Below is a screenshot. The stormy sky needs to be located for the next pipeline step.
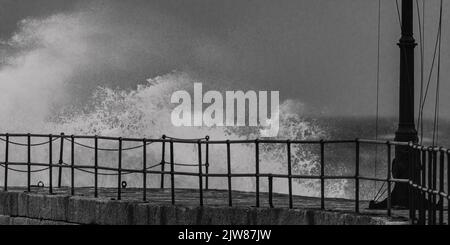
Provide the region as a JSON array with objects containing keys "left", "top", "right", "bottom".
[{"left": 0, "top": 0, "right": 449, "bottom": 119}]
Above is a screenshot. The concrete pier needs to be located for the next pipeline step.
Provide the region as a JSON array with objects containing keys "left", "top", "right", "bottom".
[{"left": 0, "top": 188, "right": 409, "bottom": 225}]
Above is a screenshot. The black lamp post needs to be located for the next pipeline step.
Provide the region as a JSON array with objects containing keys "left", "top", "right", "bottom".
[{"left": 371, "top": 0, "right": 418, "bottom": 209}]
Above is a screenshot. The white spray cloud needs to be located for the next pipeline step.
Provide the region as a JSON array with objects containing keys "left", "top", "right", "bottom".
[
  {"left": 0, "top": 2, "right": 238, "bottom": 133},
  {"left": 0, "top": 3, "right": 352, "bottom": 198},
  {"left": 0, "top": 15, "right": 84, "bottom": 131}
]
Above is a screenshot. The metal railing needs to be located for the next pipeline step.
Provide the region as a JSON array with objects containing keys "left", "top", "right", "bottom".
[
  {"left": 0, "top": 133, "right": 448, "bottom": 225},
  {"left": 408, "top": 144, "right": 449, "bottom": 225}
]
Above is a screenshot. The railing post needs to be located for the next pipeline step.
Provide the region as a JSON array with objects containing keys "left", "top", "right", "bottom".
[
  {"left": 432, "top": 148, "right": 437, "bottom": 225},
  {"left": 161, "top": 135, "right": 166, "bottom": 189},
  {"left": 255, "top": 139, "right": 260, "bottom": 208},
  {"left": 386, "top": 141, "right": 392, "bottom": 217},
  {"left": 355, "top": 139, "right": 360, "bottom": 213},
  {"left": 49, "top": 134, "right": 53, "bottom": 195},
  {"left": 117, "top": 138, "right": 122, "bottom": 200},
  {"left": 268, "top": 174, "right": 274, "bottom": 208},
  {"left": 419, "top": 146, "right": 426, "bottom": 225},
  {"left": 205, "top": 136, "right": 210, "bottom": 191},
  {"left": 143, "top": 138, "right": 147, "bottom": 202},
  {"left": 27, "top": 133, "right": 31, "bottom": 192},
  {"left": 170, "top": 140, "right": 175, "bottom": 205},
  {"left": 416, "top": 146, "right": 421, "bottom": 224},
  {"left": 286, "top": 140, "right": 293, "bottom": 209},
  {"left": 414, "top": 145, "right": 420, "bottom": 224},
  {"left": 447, "top": 150, "right": 450, "bottom": 225},
  {"left": 408, "top": 144, "right": 412, "bottom": 222},
  {"left": 70, "top": 135, "right": 75, "bottom": 196},
  {"left": 416, "top": 146, "right": 421, "bottom": 223},
  {"left": 4, "top": 134, "right": 9, "bottom": 191},
  {"left": 197, "top": 140, "right": 203, "bottom": 206},
  {"left": 438, "top": 148, "right": 444, "bottom": 225},
  {"left": 226, "top": 140, "right": 232, "bottom": 207},
  {"left": 320, "top": 140, "right": 325, "bottom": 210},
  {"left": 427, "top": 147, "right": 432, "bottom": 225},
  {"left": 94, "top": 136, "right": 98, "bottom": 198},
  {"left": 409, "top": 144, "right": 416, "bottom": 224},
  {"left": 414, "top": 145, "right": 419, "bottom": 224},
  {"left": 58, "top": 133, "right": 64, "bottom": 188}
]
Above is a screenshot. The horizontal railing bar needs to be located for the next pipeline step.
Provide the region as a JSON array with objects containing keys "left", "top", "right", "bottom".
[
  {"left": 3, "top": 162, "right": 49, "bottom": 167},
  {"left": 0, "top": 133, "right": 52, "bottom": 138},
  {"left": 359, "top": 176, "right": 388, "bottom": 182},
  {"left": 358, "top": 139, "right": 410, "bottom": 146},
  {"left": 321, "top": 140, "right": 357, "bottom": 144},
  {"left": 358, "top": 139, "right": 387, "bottom": 144},
  {"left": 0, "top": 134, "right": 448, "bottom": 152},
  {"left": 410, "top": 183, "right": 449, "bottom": 198},
  {"left": 360, "top": 139, "right": 449, "bottom": 152},
  {"left": 200, "top": 139, "right": 356, "bottom": 144},
  {"left": 2, "top": 162, "right": 401, "bottom": 183},
  {"left": 0, "top": 161, "right": 415, "bottom": 183},
  {"left": 0, "top": 134, "right": 151, "bottom": 142},
  {"left": 164, "top": 135, "right": 207, "bottom": 140},
  {"left": 391, "top": 178, "right": 409, "bottom": 183},
  {"left": 319, "top": 175, "right": 355, "bottom": 180},
  {"left": 411, "top": 145, "right": 449, "bottom": 152},
  {"left": 358, "top": 176, "right": 408, "bottom": 184}
]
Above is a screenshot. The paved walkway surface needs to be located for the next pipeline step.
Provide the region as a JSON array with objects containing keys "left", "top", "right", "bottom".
[{"left": 4, "top": 186, "right": 420, "bottom": 223}]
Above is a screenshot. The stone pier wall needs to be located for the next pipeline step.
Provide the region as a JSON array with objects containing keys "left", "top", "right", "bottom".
[{"left": 0, "top": 191, "right": 400, "bottom": 225}]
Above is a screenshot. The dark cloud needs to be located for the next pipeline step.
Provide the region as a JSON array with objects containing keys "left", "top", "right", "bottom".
[
  {"left": 0, "top": 0, "right": 448, "bottom": 119},
  {"left": 0, "top": 0, "right": 81, "bottom": 38}
]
